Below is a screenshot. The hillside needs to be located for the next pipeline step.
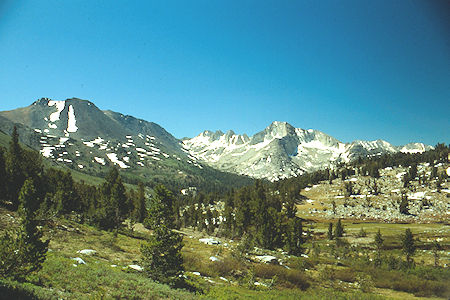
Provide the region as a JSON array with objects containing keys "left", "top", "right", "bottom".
[{"left": 0, "top": 98, "right": 253, "bottom": 192}]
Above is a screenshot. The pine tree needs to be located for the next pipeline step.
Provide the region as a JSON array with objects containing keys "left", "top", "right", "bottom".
[
  {"left": 399, "top": 193, "right": 409, "bottom": 214},
  {"left": 284, "top": 217, "right": 304, "bottom": 256},
  {"left": 54, "top": 171, "right": 78, "bottom": 214},
  {"left": 6, "top": 126, "right": 24, "bottom": 210},
  {"left": 374, "top": 229, "right": 384, "bottom": 266},
  {"left": 96, "top": 168, "right": 129, "bottom": 231},
  {"left": 374, "top": 229, "right": 384, "bottom": 251},
  {"left": 0, "top": 147, "right": 6, "bottom": 204},
  {"left": 334, "top": 219, "right": 344, "bottom": 238},
  {"left": 402, "top": 228, "right": 416, "bottom": 265},
  {"left": 134, "top": 181, "right": 147, "bottom": 223},
  {"left": 141, "top": 185, "right": 184, "bottom": 286},
  {"left": 257, "top": 207, "right": 282, "bottom": 249},
  {"left": 432, "top": 240, "right": 441, "bottom": 267},
  {"left": 0, "top": 178, "right": 49, "bottom": 280},
  {"left": 327, "top": 222, "right": 334, "bottom": 240}
]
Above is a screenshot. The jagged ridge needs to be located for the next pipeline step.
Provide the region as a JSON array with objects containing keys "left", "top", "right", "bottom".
[{"left": 182, "top": 121, "right": 433, "bottom": 181}]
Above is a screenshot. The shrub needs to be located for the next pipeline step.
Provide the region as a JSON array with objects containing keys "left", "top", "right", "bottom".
[
  {"left": 356, "top": 273, "right": 374, "bottom": 293},
  {"left": 254, "top": 264, "right": 310, "bottom": 290},
  {"left": 334, "top": 268, "right": 356, "bottom": 283}
]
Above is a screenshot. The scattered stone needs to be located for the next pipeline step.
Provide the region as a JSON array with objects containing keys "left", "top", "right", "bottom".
[
  {"left": 254, "top": 255, "right": 278, "bottom": 264},
  {"left": 77, "top": 249, "right": 97, "bottom": 255},
  {"left": 71, "top": 257, "right": 86, "bottom": 265},
  {"left": 127, "top": 264, "right": 144, "bottom": 272},
  {"left": 199, "top": 238, "right": 220, "bottom": 245}
]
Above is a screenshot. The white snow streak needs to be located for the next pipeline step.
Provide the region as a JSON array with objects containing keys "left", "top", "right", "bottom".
[{"left": 67, "top": 105, "right": 78, "bottom": 132}]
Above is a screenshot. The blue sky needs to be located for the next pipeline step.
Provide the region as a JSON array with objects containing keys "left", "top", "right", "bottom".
[{"left": 0, "top": 0, "right": 448, "bottom": 145}]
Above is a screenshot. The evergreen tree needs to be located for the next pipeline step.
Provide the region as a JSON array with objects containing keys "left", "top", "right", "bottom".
[
  {"left": 374, "top": 229, "right": 384, "bottom": 266},
  {"left": 401, "top": 228, "right": 416, "bottom": 265},
  {"left": 134, "top": 181, "right": 147, "bottom": 223},
  {"left": 54, "top": 171, "right": 78, "bottom": 214},
  {"left": 95, "top": 168, "right": 129, "bottom": 231},
  {"left": 284, "top": 217, "right": 304, "bottom": 255},
  {"left": 141, "top": 185, "right": 184, "bottom": 286},
  {"left": 0, "top": 147, "right": 6, "bottom": 204},
  {"left": 334, "top": 219, "right": 344, "bottom": 238},
  {"left": 233, "top": 188, "right": 251, "bottom": 236},
  {"left": 257, "top": 207, "right": 282, "bottom": 249},
  {"left": 5, "top": 126, "right": 24, "bottom": 210},
  {"left": 236, "top": 232, "right": 254, "bottom": 258},
  {"left": 432, "top": 240, "right": 441, "bottom": 267},
  {"left": 399, "top": 193, "right": 409, "bottom": 214},
  {"left": 374, "top": 229, "right": 384, "bottom": 251},
  {"left": 327, "top": 222, "right": 334, "bottom": 240},
  {"left": 0, "top": 178, "right": 49, "bottom": 280}
]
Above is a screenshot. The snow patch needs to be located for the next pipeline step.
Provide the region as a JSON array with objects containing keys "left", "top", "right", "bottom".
[
  {"left": 40, "top": 146, "right": 55, "bottom": 158},
  {"left": 67, "top": 105, "right": 78, "bottom": 132},
  {"left": 106, "top": 153, "right": 129, "bottom": 169},
  {"left": 94, "top": 157, "right": 106, "bottom": 165},
  {"left": 48, "top": 100, "right": 65, "bottom": 122},
  {"left": 59, "top": 137, "right": 69, "bottom": 144}
]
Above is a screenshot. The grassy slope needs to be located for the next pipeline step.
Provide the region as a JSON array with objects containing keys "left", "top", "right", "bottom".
[
  {"left": 0, "top": 207, "right": 413, "bottom": 300},
  {"left": 2, "top": 206, "right": 450, "bottom": 299}
]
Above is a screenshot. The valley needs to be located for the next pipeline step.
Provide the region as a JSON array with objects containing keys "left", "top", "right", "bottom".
[{"left": 0, "top": 98, "right": 448, "bottom": 299}]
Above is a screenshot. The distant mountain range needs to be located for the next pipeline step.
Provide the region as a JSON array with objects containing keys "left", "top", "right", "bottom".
[
  {"left": 0, "top": 98, "right": 432, "bottom": 183},
  {"left": 182, "top": 121, "right": 433, "bottom": 181}
]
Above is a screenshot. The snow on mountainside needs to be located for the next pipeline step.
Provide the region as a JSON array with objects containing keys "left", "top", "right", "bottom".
[
  {"left": 0, "top": 98, "right": 204, "bottom": 174},
  {"left": 183, "top": 121, "right": 433, "bottom": 181}
]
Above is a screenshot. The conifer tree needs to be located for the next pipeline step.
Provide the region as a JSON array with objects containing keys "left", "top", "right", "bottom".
[
  {"left": 0, "top": 147, "right": 6, "bottom": 204},
  {"left": 327, "top": 222, "right": 334, "bottom": 240},
  {"left": 141, "top": 185, "right": 184, "bottom": 286},
  {"left": 6, "top": 126, "right": 24, "bottom": 210},
  {"left": 96, "top": 168, "right": 129, "bottom": 231},
  {"left": 334, "top": 219, "right": 344, "bottom": 238},
  {"left": 432, "top": 240, "right": 441, "bottom": 267},
  {"left": 374, "top": 229, "right": 384, "bottom": 266},
  {"left": 374, "top": 229, "right": 384, "bottom": 252},
  {"left": 399, "top": 193, "right": 409, "bottom": 215},
  {"left": 54, "top": 171, "right": 78, "bottom": 214},
  {"left": 134, "top": 181, "right": 147, "bottom": 223},
  {"left": 402, "top": 228, "right": 416, "bottom": 265},
  {"left": 0, "top": 178, "right": 49, "bottom": 280},
  {"left": 284, "top": 217, "right": 304, "bottom": 255}
]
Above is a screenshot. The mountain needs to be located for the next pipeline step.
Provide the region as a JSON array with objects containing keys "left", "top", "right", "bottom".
[
  {"left": 182, "top": 121, "right": 433, "bottom": 181},
  {"left": 0, "top": 98, "right": 253, "bottom": 191},
  {"left": 0, "top": 99, "right": 433, "bottom": 184}
]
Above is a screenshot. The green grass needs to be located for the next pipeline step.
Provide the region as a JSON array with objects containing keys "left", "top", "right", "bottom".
[
  {"left": 1, "top": 205, "right": 449, "bottom": 299},
  {"left": 204, "top": 285, "right": 388, "bottom": 300}
]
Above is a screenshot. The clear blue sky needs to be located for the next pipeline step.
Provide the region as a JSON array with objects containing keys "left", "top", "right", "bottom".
[{"left": 0, "top": 0, "right": 448, "bottom": 145}]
